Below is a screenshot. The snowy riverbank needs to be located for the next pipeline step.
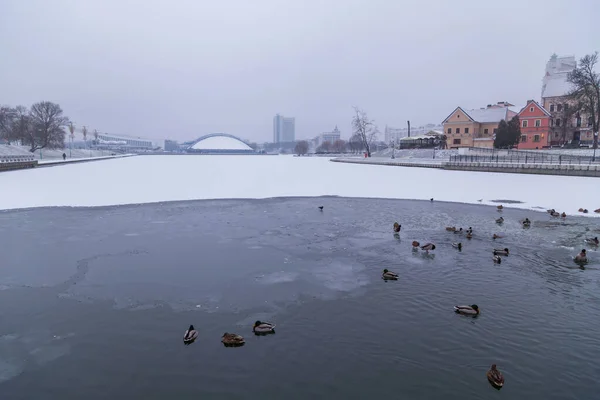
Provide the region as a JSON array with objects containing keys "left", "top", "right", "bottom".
[{"left": 0, "top": 155, "right": 598, "bottom": 215}]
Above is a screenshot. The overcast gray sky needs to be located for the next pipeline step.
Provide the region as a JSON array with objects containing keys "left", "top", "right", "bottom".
[{"left": 1, "top": 0, "right": 599, "bottom": 143}]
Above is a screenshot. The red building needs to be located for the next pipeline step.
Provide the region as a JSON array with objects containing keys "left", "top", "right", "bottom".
[{"left": 517, "top": 100, "right": 551, "bottom": 149}]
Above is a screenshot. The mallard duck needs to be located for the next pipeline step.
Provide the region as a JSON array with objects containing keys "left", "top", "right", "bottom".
[
  {"left": 493, "top": 248, "right": 509, "bottom": 256},
  {"left": 221, "top": 332, "right": 245, "bottom": 347},
  {"left": 412, "top": 241, "right": 420, "bottom": 248},
  {"left": 183, "top": 325, "right": 198, "bottom": 344},
  {"left": 561, "top": 212, "right": 566, "bottom": 218},
  {"left": 454, "top": 228, "right": 463, "bottom": 234},
  {"left": 318, "top": 206, "right": 324, "bottom": 211},
  {"left": 522, "top": 218, "right": 531, "bottom": 227},
  {"left": 487, "top": 364, "right": 504, "bottom": 389},
  {"left": 430, "top": 198, "right": 434, "bottom": 202},
  {"left": 393, "top": 222, "right": 401, "bottom": 233},
  {"left": 595, "top": 208, "right": 600, "bottom": 214},
  {"left": 547, "top": 208, "right": 556, "bottom": 214},
  {"left": 575, "top": 249, "right": 588, "bottom": 263},
  {"left": 579, "top": 208, "right": 585, "bottom": 212},
  {"left": 421, "top": 243, "right": 436, "bottom": 252},
  {"left": 550, "top": 211, "right": 560, "bottom": 217},
  {"left": 382, "top": 268, "right": 399, "bottom": 280},
  {"left": 454, "top": 304, "right": 480, "bottom": 315},
  {"left": 253, "top": 321, "right": 276, "bottom": 334},
  {"left": 452, "top": 242, "right": 462, "bottom": 250},
  {"left": 445, "top": 226, "right": 456, "bottom": 232},
  {"left": 584, "top": 209, "right": 589, "bottom": 214},
  {"left": 585, "top": 237, "right": 599, "bottom": 246},
  {"left": 493, "top": 255, "right": 502, "bottom": 264},
  {"left": 495, "top": 217, "right": 504, "bottom": 224},
  {"left": 492, "top": 234, "right": 503, "bottom": 240},
  {"left": 497, "top": 205, "right": 503, "bottom": 210},
  {"left": 466, "top": 232, "right": 473, "bottom": 239}
]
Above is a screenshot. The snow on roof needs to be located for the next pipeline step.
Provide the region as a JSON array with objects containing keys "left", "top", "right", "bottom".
[
  {"left": 190, "top": 135, "right": 253, "bottom": 151},
  {"left": 465, "top": 107, "right": 509, "bottom": 123},
  {"left": 542, "top": 73, "right": 574, "bottom": 98}
]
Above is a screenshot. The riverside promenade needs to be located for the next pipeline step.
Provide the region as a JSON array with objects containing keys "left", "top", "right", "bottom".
[{"left": 331, "top": 156, "right": 600, "bottom": 177}]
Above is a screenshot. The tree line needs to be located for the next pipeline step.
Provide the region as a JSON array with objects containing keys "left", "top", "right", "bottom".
[{"left": 0, "top": 101, "right": 70, "bottom": 152}]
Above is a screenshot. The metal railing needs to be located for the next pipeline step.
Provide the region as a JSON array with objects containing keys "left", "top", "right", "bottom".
[
  {"left": 450, "top": 150, "right": 599, "bottom": 165},
  {"left": 0, "top": 154, "right": 35, "bottom": 163}
]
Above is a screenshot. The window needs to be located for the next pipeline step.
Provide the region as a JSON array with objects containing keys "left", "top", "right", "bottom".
[
  {"left": 493, "top": 128, "right": 497, "bottom": 134},
  {"left": 464, "top": 128, "right": 469, "bottom": 134},
  {"left": 522, "top": 120, "right": 528, "bottom": 128},
  {"left": 455, "top": 128, "right": 460, "bottom": 134},
  {"left": 530, "top": 107, "right": 534, "bottom": 112},
  {"left": 557, "top": 104, "right": 562, "bottom": 112},
  {"left": 556, "top": 118, "right": 561, "bottom": 127},
  {"left": 457, "top": 114, "right": 460, "bottom": 118},
  {"left": 564, "top": 103, "right": 568, "bottom": 111},
  {"left": 576, "top": 117, "right": 582, "bottom": 127},
  {"left": 484, "top": 128, "right": 489, "bottom": 134},
  {"left": 447, "top": 127, "right": 451, "bottom": 134},
  {"left": 550, "top": 104, "right": 555, "bottom": 112},
  {"left": 521, "top": 135, "right": 527, "bottom": 143},
  {"left": 588, "top": 117, "right": 593, "bottom": 127},
  {"left": 533, "top": 135, "right": 540, "bottom": 142},
  {"left": 563, "top": 118, "right": 567, "bottom": 126},
  {"left": 535, "top": 119, "right": 541, "bottom": 127},
  {"left": 453, "top": 139, "right": 461, "bottom": 145}
]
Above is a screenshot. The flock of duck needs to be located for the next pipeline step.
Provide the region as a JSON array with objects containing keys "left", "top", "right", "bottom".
[
  {"left": 386, "top": 203, "right": 599, "bottom": 389},
  {"left": 182, "top": 320, "right": 275, "bottom": 348}
]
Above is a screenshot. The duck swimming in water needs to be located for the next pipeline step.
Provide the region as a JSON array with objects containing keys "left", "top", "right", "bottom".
[
  {"left": 466, "top": 232, "right": 473, "bottom": 239},
  {"left": 585, "top": 237, "right": 599, "bottom": 246},
  {"left": 595, "top": 208, "right": 600, "bottom": 214},
  {"left": 445, "top": 226, "right": 456, "bottom": 232},
  {"left": 183, "top": 325, "right": 198, "bottom": 344},
  {"left": 550, "top": 211, "right": 560, "bottom": 217},
  {"left": 487, "top": 364, "right": 504, "bottom": 389},
  {"left": 493, "top": 255, "right": 502, "bottom": 264},
  {"left": 253, "top": 321, "right": 276, "bottom": 334},
  {"left": 522, "top": 218, "right": 531, "bottom": 227},
  {"left": 454, "top": 304, "right": 480, "bottom": 315},
  {"left": 495, "top": 217, "right": 504, "bottom": 224},
  {"left": 452, "top": 242, "right": 462, "bottom": 250},
  {"left": 492, "top": 233, "right": 503, "bottom": 240},
  {"left": 547, "top": 208, "right": 556, "bottom": 214},
  {"left": 393, "top": 222, "right": 401, "bottom": 233},
  {"left": 493, "top": 248, "right": 509, "bottom": 256},
  {"left": 382, "top": 268, "right": 399, "bottom": 280},
  {"left": 497, "top": 205, "right": 503, "bottom": 210},
  {"left": 318, "top": 206, "right": 323, "bottom": 211},
  {"left": 412, "top": 241, "right": 420, "bottom": 248},
  {"left": 579, "top": 208, "right": 585, "bottom": 212},
  {"left": 561, "top": 212, "right": 566, "bottom": 218},
  {"left": 575, "top": 249, "right": 588, "bottom": 263},
  {"left": 454, "top": 228, "right": 463, "bottom": 234},
  {"left": 421, "top": 243, "right": 436, "bottom": 252},
  {"left": 221, "top": 332, "right": 245, "bottom": 347}
]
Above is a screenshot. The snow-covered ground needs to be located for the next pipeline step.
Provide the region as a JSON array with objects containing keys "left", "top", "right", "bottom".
[
  {"left": 0, "top": 144, "right": 122, "bottom": 160},
  {"left": 0, "top": 155, "right": 598, "bottom": 215}
]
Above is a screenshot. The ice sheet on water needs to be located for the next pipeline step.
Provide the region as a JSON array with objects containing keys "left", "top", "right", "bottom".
[
  {"left": 312, "top": 259, "right": 369, "bottom": 292},
  {"left": 255, "top": 271, "right": 299, "bottom": 284}
]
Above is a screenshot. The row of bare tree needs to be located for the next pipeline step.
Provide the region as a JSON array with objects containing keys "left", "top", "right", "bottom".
[{"left": 0, "top": 102, "right": 77, "bottom": 152}]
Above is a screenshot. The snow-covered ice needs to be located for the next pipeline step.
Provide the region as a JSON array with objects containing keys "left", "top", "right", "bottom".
[{"left": 0, "top": 155, "right": 598, "bottom": 214}]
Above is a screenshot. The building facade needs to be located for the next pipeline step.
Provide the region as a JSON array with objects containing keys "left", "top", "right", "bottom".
[
  {"left": 541, "top": 54, "right": 595, "bottom": 146},
  {"left": 96, "top": 133, "right": 154, "bottom": 149},
  {"left": 384, "top": 124, "right": 443, "bottom": 143},
  {"left": 314, "top": 126, "right": 341, "bottom": 147},
  {"left": 516, "top": 100, "right": 551, "bottom": 149},
  {"left": 273, "top": 114, "right": 296, "bottom": 143},
  {"left": 442, "top": 102, "right": 517, "bottom": 148}
]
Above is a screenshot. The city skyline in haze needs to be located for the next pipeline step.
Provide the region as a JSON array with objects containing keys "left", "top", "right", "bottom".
[{"left": 1, "top": 0, "right": 599, "bottom": 143}]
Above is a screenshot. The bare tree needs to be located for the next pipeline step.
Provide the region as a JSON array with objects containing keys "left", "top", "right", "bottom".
[
  {"left": 317, "top": 141, "right": 332, "bottom": 153},
  {"left": 93, "top": 129, "right": 99, "bottom": 143},
  {"left": 0, "top": 106, "right": 18, "bottom": 142},
  {"left": 82, "top": 125, "right": 88, "bottom": 142},
  {"left": 568, "top": 52, "right": 600, "bottom": 150},
  {"left": 348, "top": 133, "right": 364, "bottom": 153},
  {"left": 331, "top": 139, "right": 347, "bottom": 153},
  {"left": 294, "top": 140, "right": 309, "bottom": 155},
  {"left": 352, "top": 107, "right": 379, "bottom": 157},
  {"left": 27, "top": 101, "right": 68, "bottom": 152}
]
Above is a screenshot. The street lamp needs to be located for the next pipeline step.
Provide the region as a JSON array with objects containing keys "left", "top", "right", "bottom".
[
  {"left": 593, "top": 131, "right": 598, "bottom": 162},
  {"left": 68, "top": 122, "right": 75, "bottom": 158},
  {"left": 391, "top": 139, "right": 395, "bottom": 159}
]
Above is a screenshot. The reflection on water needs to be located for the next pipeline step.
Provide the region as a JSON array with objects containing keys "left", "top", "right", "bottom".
[{"left": 0, "top": 198, "right": 600, "bottom": 399}]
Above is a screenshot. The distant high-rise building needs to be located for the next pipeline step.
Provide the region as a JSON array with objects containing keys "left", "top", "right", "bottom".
[{"left": 273, "top": 114, "right": 296, "bottom": 143}]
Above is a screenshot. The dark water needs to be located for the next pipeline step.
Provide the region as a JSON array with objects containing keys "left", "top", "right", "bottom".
[{"left": 1, "top": 198, "right": 600, "bottom": 399}]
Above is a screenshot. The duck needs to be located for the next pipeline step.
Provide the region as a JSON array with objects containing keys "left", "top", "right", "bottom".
[
  {"left": 393, "top": 222, "right": 401, "bottom": 233},
  {"left": 466, "top": 232, "right": 473, "bottom": 239},
  {"left": 493, "top": 255, "right": 502, "bottom": 264},
  {"left": 547, "top": 208, "right": 556, "bottom": 214},
  {"left": 584, "top": 209, "right": 589, "bottom": 214},
  {"left": 454, "top": 304, "right": 480, "bottom": 315},
  {"left": 430, "top": 198, "right": 434, "bottom": 202},
  {"left": 445, "top": 226, "right": 456, "bottom": 232},
  {"left": 595, "top": 208, "right": 600, "bottom": 214},
  {"left": 452, "top": 242, "right": 462, "bottom": 250},
  {"left": 382, "top": 268, "right": 399, "bottom": 280},
  {"left": 412, "top": 241, "right": 420, "bottom": 248},
  {"left": 561, "top": 212, "right": 567, "bottom": 218},
  {"left": 421, "top": 243, "right": 436, "bottom": 252},
  {"left": 492, "top": 234, "right": 503, "bottom": 240},
  {"left": 487, "top": 364, "right": 504, "bottom": 389},
  {"left": 579, "top": 208, "right": 585, "bottom": 212},
  {"left": 221, "top": 332, "right": 245, "bottom": 347},
  {"left": 318, "top": 206, "right": 324, "bottom": 211},
  {"left": 493, "top": 248, "right": 509, "bottom": 256},
  {"left": 585, "top": 237, "right": 599, "bottom": 246},
  {"left": 253, "top": 321, "right": 276, "bottom": 334},
  {"left": 497, "top": 205, "right": 503, "bottom": 210},
  {"left": 550, "top": 211, "right": 560, "bottom": 217},
  {"left": 495, "top": 217, "right": 504, "bottom": 224},
  {"left": 183, "top": 325, "right": 198, "bottom": 344},
  {"left": 575, "top": 249, "right": 588, "bottom": 263},
  {"left": 522, "top": 218, "right": 531, "bottom": 227},
  {"left": 454, "top": 228, "right": 463, "bottom": 234}
]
